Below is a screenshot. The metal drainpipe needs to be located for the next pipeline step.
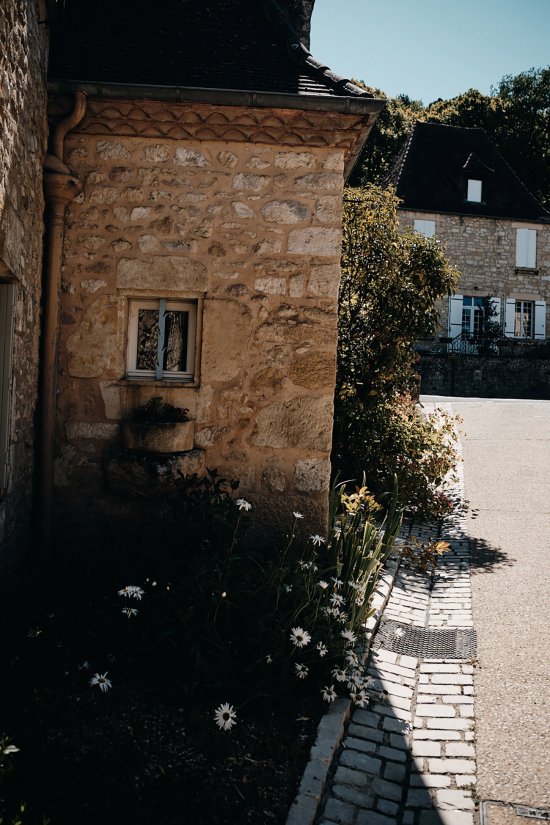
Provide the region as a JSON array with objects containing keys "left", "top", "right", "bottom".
[{"left": 40, "top": 91, "right": 87, "bottom": 549}]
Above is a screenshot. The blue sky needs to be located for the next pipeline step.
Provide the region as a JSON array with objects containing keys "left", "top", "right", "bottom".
[{"left": 310, "top": 0, "right": 550, "bottom": 104}]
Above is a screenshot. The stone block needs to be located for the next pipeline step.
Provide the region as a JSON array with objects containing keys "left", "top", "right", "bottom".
[
  {"left": 261, "top": 200, "right": 311, "bottom": 223},
  {"left": 288, "top": 227, "right": 341, "bottom": 256},
  {"left": 294, "top": 459, "right": 331, "bottom": 492},
  {"left": 201, "top": 299, "right": 252, "bottom": 382},
  {"left": 289, "top": 351, "right": 335, "bottom": 389},
  {"left": 249, "top": 395, "right": 333, "bottom": 451},
  {"left": 116, "top": 256, "right": 207, "bottom": 291},
  {"left": 66, "top": 295, "right": 119, "bottom": 378}
]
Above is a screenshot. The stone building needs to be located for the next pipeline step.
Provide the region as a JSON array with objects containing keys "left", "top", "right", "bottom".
[
  {"left": 0, "top": 0, "right": 49, "bottom": 567},
  {"left": 0, "top": 0, "right": 385, "bottom": 559},
  {"left": 388, "top": 122, "right": 550, "bottom": 351}
]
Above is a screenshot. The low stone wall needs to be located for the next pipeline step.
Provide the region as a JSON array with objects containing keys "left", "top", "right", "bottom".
[{"left": 418, "top": 354, "right": 550, "bottom": 399}]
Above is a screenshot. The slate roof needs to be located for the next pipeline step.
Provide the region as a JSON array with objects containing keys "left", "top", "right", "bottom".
[
  {"left": 48, "top": 0, "right": 373, "bottom": 102},
  {"left": 387, "top": 121, "right": 548, "bottom": 222}
]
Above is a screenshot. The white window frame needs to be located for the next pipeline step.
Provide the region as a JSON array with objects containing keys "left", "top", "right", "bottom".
[
  {"left": 515, "top": 228, "right": 537, "bottom": 269},
  {"left": 413, "top": 219, "right": 435, "bottom": 238},
  {"left": 0, "top": 283, "right": 16, "bottom": 491},
  {"left": 126, "top": 298, "right": 197, "bottom": 382}
]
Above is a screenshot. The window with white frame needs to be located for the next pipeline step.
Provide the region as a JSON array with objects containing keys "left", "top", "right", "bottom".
[
  {"left": 0, "top": 283, "right": 15, "bottom": 491},
  {"left": 466, "top": 179, "right": 482, "bottom": 202},
  {"left": 515, "top": 228, "right": 537, "bottom": 268},
  {"left": 413, "top": 219, "right": 435, "bottom": 238},
  {"left": 126, "top": 299, "right": 197, "bottom": 381},
  {"left": 504, "top": 298, "right": 546, "bottom": 339},
  {"left": 461, "top": 296, "right": 484, "bottom": 336}
]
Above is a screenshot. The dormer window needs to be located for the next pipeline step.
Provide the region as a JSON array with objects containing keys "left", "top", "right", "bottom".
[{"left": 466, "top": 179, "right": 482, "bottom": 202}]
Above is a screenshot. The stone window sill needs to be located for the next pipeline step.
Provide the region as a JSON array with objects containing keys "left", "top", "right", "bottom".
[
  {"left": 115, "top": 378, "right": 200, "bottom": 390},
  {"left": 515, "top": 267, "right": 539, "bottom": 275}
]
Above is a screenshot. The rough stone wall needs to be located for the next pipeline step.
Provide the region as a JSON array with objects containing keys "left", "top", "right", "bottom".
[
  {"left": 399, "top": 210, "right": 550, "bottom": 335},
  {"left": 55, "top": 118, "right": 348, "bottom": 535},
  {"left": 419, "top": 354, "right": 550, "bottom": 399},
  {"left": 0, "top": 0, "right": 48, "bottom": 564}
]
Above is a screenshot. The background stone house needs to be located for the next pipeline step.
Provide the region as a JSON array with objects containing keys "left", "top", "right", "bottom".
[
  {"left": 0, "top": 0, "right": 384, "bottom": 560},
  {"left": 388, "top": 122, "right": 550, "bottom": 353}
]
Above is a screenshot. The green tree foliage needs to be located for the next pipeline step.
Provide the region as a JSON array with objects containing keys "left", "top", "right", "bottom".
[
  {"left": 351, "top": 67, "right": 550, "bottom": 209},
  {"left": 334, "top": 186, "right": 460, "bottom": 517}
]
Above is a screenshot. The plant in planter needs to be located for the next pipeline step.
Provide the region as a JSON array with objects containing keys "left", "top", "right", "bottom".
[{"left": 121, "top": 397, "right": 195, "bottom": 454}]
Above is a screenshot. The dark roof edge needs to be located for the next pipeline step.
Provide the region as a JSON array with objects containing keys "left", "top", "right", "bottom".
[
  {"left": 397, "top": 205, "right": 550, "bottom": 224},
  {"left": 264, "top": 0, "right": 376, "bottom": 99},
  {"left": 47, "top": 78, "right": 386, "bottom": 116}
]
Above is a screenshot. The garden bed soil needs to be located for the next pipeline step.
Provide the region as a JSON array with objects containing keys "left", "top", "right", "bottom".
[{"left": 4, "top": 685, "right": 319, "bottom": 825}]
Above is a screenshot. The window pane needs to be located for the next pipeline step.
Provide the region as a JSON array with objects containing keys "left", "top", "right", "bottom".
[
  {"left": 136, "top": 309, "right": 159, "bottom": 370},
  {"left": 163, "top": 311, "right": 189, "bottom": 372},
  {"left": 467, "top": 179, "right": 482, "bottom": 202}
]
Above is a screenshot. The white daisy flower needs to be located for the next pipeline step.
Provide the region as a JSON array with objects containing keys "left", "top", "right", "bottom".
[
  {"left": 290, "top": 627, "right": 311, "bottom": 648},
  {"left": 331, "top": 667, "right": 347, "bottom": 683},
  {"left": 318, "top": 580, "right": 329, "bottom": 590},
  {"left": 292, "top": 511, "right": 304, "bottom": 519},
  {"left": 118, "top": 585, "right": 145, "bottom": 600},
  {"left": 341, "top": 629, "right": 357, "bottom": 645},
  {"left": 214, "top": 703, "right": 237, "bottom": 731},
  {"left": 121, "top": 607, "right": 138, "bottom": 618},
  {"left": 393, "top": 626, "right": 405, "bottom": 638},
  {"left": 309, "top": 534, "right": 325, "bottom": 546},
  {"left": 265, "top": 654, "right": 273, "bottom": 665},
  {"left": 345, "top": 651, "right": 359, "bottom": 667},
  {"left": 236, "top": 498, "right": 252, "bottom": 511},
  {"left": 347, "top": 670, "right": 365, "bottom": 690},
  {"left": 295, "top": 663, "right": 309, "bottom": 680},
  {"left": 322, "top": 685, "right": 336, "bottom": 703},
  {"left": 2, "top": 744, "right": 20, "bottom": 755},
  {"left": 316, "top": 641, "right": 328, "bottom": 657},
  {"left": 331, "top": 577, "right": 344, "bottom": 589},
  {"left": 330, "top": 593, "right": 345, "bottom": 607},
  {"left": 284, "top": 584, "right": 293, "bottom": 593},
  {"left": 90, "top": 672, "right": 112, "bottom": 693},
  {"left": 352, "top": 690, "right": 369, "bottom": 708}
]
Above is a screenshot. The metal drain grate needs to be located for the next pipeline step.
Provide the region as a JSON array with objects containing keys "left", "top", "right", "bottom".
[{"left": 375, "top": 619, "right": 477, "bottom": 660}]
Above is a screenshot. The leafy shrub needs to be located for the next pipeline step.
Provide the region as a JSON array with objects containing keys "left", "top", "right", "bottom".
[{"left": 334, "top": 186, "right": 460, "bottom": 519}]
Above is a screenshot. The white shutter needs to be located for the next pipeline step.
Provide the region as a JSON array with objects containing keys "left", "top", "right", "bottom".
[
  {"left": 504, "top": 298, "right": 516, "bottom": 337},
  {"left": 516, "top": 228, "right": 537, "bottom": 268},
  {"left": 0, "top": 283, "right": 15, "bottom": 490},
  {"left": 448, "top": 294, "right": 463, "bottom": 339},
  {"left": 414, "top": 219, "right": 435, "bottom": 238},
  {"left": 534, "top": 301, "right": 546, "bottom": 339}
]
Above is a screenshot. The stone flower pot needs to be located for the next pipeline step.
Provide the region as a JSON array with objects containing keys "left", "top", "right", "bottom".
[{"left": 120, "top": 419, "right": 195, "bottom": 454}]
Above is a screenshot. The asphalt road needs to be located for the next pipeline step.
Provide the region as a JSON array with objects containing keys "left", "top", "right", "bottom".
[{"left": 422, "top": 396, "right": 550, "bottom": 809}]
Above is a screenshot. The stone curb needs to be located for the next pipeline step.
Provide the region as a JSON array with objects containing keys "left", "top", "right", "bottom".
[{"left": 285, "top": 545, "right": 403, "bottom": 825}]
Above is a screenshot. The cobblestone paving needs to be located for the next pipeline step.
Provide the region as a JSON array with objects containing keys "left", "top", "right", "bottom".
[{"left": 318, "top": 404, "right": 477, "bottom": 825}]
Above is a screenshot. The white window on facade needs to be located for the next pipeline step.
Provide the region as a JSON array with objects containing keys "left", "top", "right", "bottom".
[
  {"left": 466, "top": 179, "right": 482, "bottom": 202},
  {"left": 126, "top": 299, "right": 197, "bottom": 381},
  {"left": 461, "top": 296, "right": 484, "bottom": 336},
  {"left": 515, "top": 228, "right": 537, "bottom": 268},
  {"left": 413, "top": 219, "right": 435, "bottom": 238},
  {"left": 0, "top": 283, "right": 15, "bottom": 491},
  {"left": 504, "top": 298, "right": 546, "bottom": 339},
  {"left": 449, "top": 295, "right": 502, "bottom": 340}
]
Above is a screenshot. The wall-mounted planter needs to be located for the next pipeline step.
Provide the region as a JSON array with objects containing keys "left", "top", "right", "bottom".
[
  {"left": 120, "top": 419, "right": 195, "bottom": 454},
  {"left": 104, "top": 445, "right": 204, "bottom": 497}
]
